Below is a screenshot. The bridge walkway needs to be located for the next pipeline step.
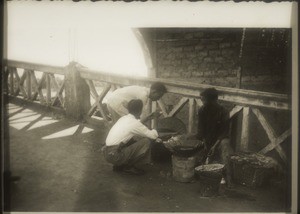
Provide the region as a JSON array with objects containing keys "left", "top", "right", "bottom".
[{"left": 7, "top": 102, "right": 289, "bottom": 212}]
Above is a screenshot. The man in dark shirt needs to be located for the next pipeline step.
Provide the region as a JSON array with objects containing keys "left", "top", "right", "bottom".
[{"left": 197, "top": 88, "right": 233, "bottom": 186}]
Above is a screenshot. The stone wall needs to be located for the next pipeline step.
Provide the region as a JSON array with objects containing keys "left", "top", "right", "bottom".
[
  {"left": 154, "top": 28, "right": 241, "bottom": 88},
  {"left": 139, "top": 28, "right": 291, "bottom": 94}
]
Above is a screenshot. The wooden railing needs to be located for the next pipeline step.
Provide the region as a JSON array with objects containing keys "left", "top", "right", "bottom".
[
  {"left": 78, "top": 65, "right": 291, "bottom": 163},
  {"left": 4, "top": 60, "right": 292, "bottom": 163},
  {"left": 5, "top": 60, "right": 66, "bottom": 109}
]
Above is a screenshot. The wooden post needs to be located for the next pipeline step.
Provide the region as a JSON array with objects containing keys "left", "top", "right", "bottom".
[
  {"left": 151, "top": 101, "right": 157, "bottom": 129},
  {"left": 64, "top": 62, "right": 91, "bottom": 120},
  {"left": 168, "top": 97, "right": 189, "bottom": 117},
  {"left": 9, "top": 68, "right": 14, "bottom": 95},
  {"left": 240, "top": 107, "right": 250, "bottom": 151},
  {"left": 46, "top": 74, "right": 51, "bottom": 105},
  {"left": 146, "top": 99, "right": 152, "bottom": 128},
  {"left": 188, "top": 98, "right": 195, "bottom": 134},
  {"left": 26, "top": 70, "right": 32, "bottom": 100}
]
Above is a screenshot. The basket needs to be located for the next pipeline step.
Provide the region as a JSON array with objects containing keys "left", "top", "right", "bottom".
[
  {"left": 195, "top": 164, "right": 224, "bottom": 178},
  {"left": 230, "top": 153, "right": 277, "bottom": 188},
  {"left": 197, "top": 174, "right": 222, "bottom": 197},
  {"left": 195, "top": 164, "right": 224, "bottom": 197}
]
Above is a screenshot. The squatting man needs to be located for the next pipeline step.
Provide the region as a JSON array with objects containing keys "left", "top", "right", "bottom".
[
  {"left": 191, "top": 88, "right": 233, "bottom": 187},
  {"left": 102, "top": 99, "right": 163, "bottom": 175}
]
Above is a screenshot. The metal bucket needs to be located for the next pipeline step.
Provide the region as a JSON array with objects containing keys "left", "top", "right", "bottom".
[
  {"left": 172, "top": 155, "right": 196, "bottom": 183},
  {"left": 195, "top": 164, "right": 224, "bottom": 196}
]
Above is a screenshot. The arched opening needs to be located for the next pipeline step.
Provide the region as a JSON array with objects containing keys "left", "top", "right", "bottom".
[{"left": 75, "top": 28, "right": 149, "bottom": 77}]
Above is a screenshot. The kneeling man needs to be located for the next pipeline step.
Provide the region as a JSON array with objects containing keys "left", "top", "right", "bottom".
[{"left": 103, "top": 99, "right": 161, "bottom": 175}]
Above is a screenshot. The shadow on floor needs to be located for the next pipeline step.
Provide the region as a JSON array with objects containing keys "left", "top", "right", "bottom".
[{"left": 7, "top": 102, "right": 291, "bottom": 212}]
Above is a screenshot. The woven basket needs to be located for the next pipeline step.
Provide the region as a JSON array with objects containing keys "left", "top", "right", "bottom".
[
  {"left": 195, "top": 164, "right": 224, "bottom": 178},
  {"left": 230, "top": 153, "right": 277, "bottom": 188}
]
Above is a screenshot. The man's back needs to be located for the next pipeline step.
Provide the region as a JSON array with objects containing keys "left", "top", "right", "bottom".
[
  {"left": 106, "top": 114, "right": 158, "bottom": 146},
  {"left": 105, "top": 85, "right": 150, "bottom": 117}
]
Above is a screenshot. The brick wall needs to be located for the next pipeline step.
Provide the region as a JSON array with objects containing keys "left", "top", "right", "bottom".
[
  {"left": 139, "top": 28, "right": 291, "bottom": 94},
  {"left": 240, "top": 28, "right": 291, "bottom": 94},
  {"left": 154, "top": 28, "right": 241, "bottom": 88}
]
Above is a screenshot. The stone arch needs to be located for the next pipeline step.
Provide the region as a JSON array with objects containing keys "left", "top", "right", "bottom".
[{"left": 132, "top": 28, "right": 156, "bottom": 78}]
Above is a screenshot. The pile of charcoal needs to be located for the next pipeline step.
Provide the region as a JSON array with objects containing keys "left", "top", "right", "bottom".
[
  {"left": 163, "top": 135, "right": 203, "bottom": 157},
  {"left": 230, "top": 153, "right": 278, "bottom": 169}
]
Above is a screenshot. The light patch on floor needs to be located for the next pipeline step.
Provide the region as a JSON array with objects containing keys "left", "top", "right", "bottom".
[
  {"left": 28, "top": 116, "right": 59, "bottom": 131},
  {"left": 9, "top": 108, "right": 37, "bottom": 115},
  {"left": 9, "top": 112, "right": 39, "bottom": 121},
  {"left": 7, "top": 104, "right": 24, "bottom": 114},
  {"left": 9, "top": 114, "right": 42, "bottom": 130},
  {"left": 42, "top": 125, "right": 94, "bottom": 140},
  {"left": 8, "top": 103, "right": 21, "bottom": 110},
  {"left": 82, "top": 127, "right": 94, "bottom": 134}
]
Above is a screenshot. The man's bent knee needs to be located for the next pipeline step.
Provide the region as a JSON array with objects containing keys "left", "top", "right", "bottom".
[
  {"left": 135, "top": 138, "right": 151, "bottom": 153},
  {"left": 220, "top": 138, "right": 230, "bottom": 146},
  {"left": 218, "top": 138, "right": 233, "bottom": 163}
]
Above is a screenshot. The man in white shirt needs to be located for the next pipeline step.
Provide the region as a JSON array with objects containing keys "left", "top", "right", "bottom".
[
  {"left": 102, "top": 99, "right": 162, "bottom": 175},
  {"left": 104, "top": 82, "right": 167, "bottom": 123}
]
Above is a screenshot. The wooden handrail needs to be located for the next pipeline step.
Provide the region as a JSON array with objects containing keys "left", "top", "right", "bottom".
[
  {"left": 4, "top": 60, "right": 291, "bottom": 158},
  {"left": 5, "top": 60, "right": 65, "bottom": 75},
  {"left": 4, "top": 60, "right": 291, "bottom": 110},
  {"left": 77, "top": 66, "right": 291, "bottom": 111}
]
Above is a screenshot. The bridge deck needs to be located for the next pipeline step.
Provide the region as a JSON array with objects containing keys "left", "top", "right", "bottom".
[{"left": 7, "top": 102, "right": 289, "bottom": 212}]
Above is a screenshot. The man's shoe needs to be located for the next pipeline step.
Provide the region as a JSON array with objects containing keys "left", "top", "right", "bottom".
[{"left": 133, "top": 166, "right": 146, "bottom": 175}]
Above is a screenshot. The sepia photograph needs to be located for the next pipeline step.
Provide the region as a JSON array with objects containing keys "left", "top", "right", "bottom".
[{"left": 1, "top": 0, "right": 298, "bottom": 213}]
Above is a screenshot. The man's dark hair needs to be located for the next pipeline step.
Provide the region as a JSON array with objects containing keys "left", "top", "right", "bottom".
[
  {"left": 200, "top": 88, "right": 218, "bottom": 101},
  {"left": 127, "top": 99, "right": 143, "bottom": 115},
  {"left": 150, "top": 82, "right": 167, "bottom": 94}
]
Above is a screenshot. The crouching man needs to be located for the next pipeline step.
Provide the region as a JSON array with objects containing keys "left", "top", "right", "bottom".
[
  {"left": 196, "top": 88, "right": 233, "bottom": 187},
  {"left": 104, "top": 82, "right": 167, "bottom": 124},
  {"left": 102, "top": 99, "right": 162, "bottom": 175}
]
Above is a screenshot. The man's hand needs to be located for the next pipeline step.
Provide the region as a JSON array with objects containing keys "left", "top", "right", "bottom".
[
  {"left": 207, "top": 139, "right": 220, "bottom": 157},
  {"left": 207, "top": 147, "right": 215, "bottom": 157},
  {"left": 155, "top": 138, "right": 163, "bottom": 143}
]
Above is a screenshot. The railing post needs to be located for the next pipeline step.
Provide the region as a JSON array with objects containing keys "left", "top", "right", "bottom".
[
  {"left": 188, "top": 98, "right": 196, "bottom": 134},
  {"left": 151, "top": 101, "right": 157, "bottom": 129},
  {"left": 27, "top": 70, "right": 32, "bottom": 100},
  {"left": 46, "top": 74, "right": 51, "bottom": 105},
  {"left": 9, "top": 68, "right": 14, "bottom": 95},
  {"left": 146, "top": 100, "right": 152, "bottom": 128},
  {"left": 240, "top": 107, "right": 250, "bottom": 151},
  {"left": 64, "top": 62, "right": 90, "bottom": 121}
]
